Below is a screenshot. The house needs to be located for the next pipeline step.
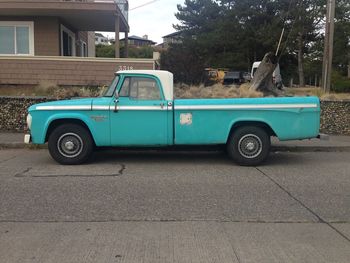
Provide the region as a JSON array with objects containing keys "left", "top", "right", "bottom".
[
  {"left": 161, "top": 31, "right": 183, "bottom": 48},
  {"left": 0, "top": 0, "right": 155, "bottom": 87},
  {"left": 95, "top": 33, "right": 111, "bottom": 46},
  {"left": 120, "top": 35, "right": 156, "bottom": 47}
]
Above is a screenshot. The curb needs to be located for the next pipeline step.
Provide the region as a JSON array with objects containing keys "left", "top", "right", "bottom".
[
  {"left": 271, "top": 146, "right": 350, "bottom": 153},
  {"left": 0, "top": 143, "right": 47, "bottom": 150},
  {"left": 1, "top": 143, "right": 350, "bottom": 152}
]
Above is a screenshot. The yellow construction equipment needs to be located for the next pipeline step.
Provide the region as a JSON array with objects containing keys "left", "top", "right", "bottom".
[{"left": 204, "top": 68, "right": 229, "bottom": 84}]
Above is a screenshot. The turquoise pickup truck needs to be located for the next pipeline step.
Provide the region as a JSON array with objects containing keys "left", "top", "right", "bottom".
[{"left": 25, "top": 70, "right": 320, "bottom": 166}]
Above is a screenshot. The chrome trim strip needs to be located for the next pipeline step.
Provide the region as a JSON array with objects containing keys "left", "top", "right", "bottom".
[
  {"left": 174, "top": 104, "right": 318, "bottom": 110},
  {"left": 36, "top": 105, "right": 91, "bottom": 111},
  {"left": 92, "top": 106, "right": 110, "bottom": 111},
  {"left": 36, "top": 104, "right": 318, "bottom": 111},
  {"left": 36, "top": 105, "right": 169, "bottom": 111},
  {"left": 116, "top": 106, "right": 167, "bottom": 111}
]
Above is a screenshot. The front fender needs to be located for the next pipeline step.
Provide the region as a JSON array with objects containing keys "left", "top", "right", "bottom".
[{"left": 31, "top": 112, "right": 105, "bottom": 145}]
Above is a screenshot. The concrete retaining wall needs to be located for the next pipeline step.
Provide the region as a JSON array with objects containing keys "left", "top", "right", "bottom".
[{"left": 1, "top": 97, "right": 349, "bottom": 135}]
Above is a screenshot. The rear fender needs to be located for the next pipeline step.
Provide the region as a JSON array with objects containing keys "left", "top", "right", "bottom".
[{"left": 227, "top": 119, "right": 277, "bottom": 142}]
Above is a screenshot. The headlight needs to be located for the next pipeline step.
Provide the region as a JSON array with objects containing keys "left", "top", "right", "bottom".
[{"left": 26, "top": 114, "right": 32, "bottom": 130}]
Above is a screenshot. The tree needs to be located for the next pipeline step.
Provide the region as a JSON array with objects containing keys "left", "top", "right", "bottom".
[
  {"left": 161, "top": 0, "right": 348, "bottom": 88},
  {"left": 167, "top": 0, "right": 296, "bottom": 83},
  {"left": 160, "top": 41, "right": 206, "bottom": 84},
  {"left": 96, "top": 44, "right": 115, "bottom": 58},
  {"left": 333, "top": 0, "right": 350, "bottom": 75},
  {"left": 287, "top": 0, "right": 325, "bottom": 87},
  {"left": 96, "top": 44, "right": 154, "bottom": 59}
]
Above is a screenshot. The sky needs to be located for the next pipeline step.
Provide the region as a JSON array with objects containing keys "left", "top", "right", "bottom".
[{"left": 103, "top": 0, "right": 183, "bottom": 44}]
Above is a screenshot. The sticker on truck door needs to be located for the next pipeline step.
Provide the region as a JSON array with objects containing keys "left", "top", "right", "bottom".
[{"left": 180, "top": 113, "right": 193, "bottom": 125}]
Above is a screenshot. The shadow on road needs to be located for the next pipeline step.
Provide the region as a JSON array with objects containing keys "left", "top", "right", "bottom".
[{"left": 88, "top": 149, "right": 307, "bottom": 166}]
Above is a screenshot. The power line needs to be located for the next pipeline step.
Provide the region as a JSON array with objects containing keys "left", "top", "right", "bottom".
[{"left": 130, "top": 0, "right": 160, "bottom": 11}]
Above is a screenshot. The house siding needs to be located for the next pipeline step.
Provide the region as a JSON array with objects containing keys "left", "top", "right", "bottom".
[
  {"left": 0, "top": 57, "right": 155, "bottom": 86},
  {"left": 35, "top": 17, "right": 60, "bottom": 56}
]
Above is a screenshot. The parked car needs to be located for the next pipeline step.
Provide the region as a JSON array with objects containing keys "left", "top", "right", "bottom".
[
  {"left": 25, "top": 70, "right": 321, "bottom": 166},
  {"left": 223, "top": 71, "right": 245, "bottom": 85}
]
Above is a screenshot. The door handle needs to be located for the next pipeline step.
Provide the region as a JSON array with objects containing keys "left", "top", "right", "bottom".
[{"left": 153, "top": 103, "right": 165, "bottom": 109}]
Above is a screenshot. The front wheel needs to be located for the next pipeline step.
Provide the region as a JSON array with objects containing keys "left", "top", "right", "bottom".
[
  {"left": 48, "top": 124, "right": 93, "bottom": 165},
  {"left": 227, "top": 126, "right": 270, "bottom": 166}
]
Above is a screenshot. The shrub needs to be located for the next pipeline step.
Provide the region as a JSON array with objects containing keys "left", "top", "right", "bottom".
[
  {"left": 174, "top": 83, "right": 263, "bottom": 99},
  {"left": 332, "top": 71, "right": 350, "bottom": 93}
]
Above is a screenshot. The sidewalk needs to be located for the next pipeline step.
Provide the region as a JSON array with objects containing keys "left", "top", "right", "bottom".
[
  {"left": 271, "top": 135, "right": 350, "bottom": 152},
  {"left": 1, "top": 221, "right": 349, "bottom": 263},
  {"left": 1, "top": 132, "right": 350, "bottom": 152}
]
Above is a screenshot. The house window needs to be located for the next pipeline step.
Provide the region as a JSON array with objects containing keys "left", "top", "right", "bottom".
[
  {"left": 0, "top": 21, "right": 34, "bottom": 55},
  {"left": 80, "top": 41, "right": 87, "bottom": 57},
  {"left": 60, "top": 25, "right": 76, "bottom": 56}
]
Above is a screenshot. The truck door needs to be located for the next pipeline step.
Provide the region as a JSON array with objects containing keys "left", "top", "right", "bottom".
[{"left": 110, "top": 75, "right": 169, "bottom": 146}]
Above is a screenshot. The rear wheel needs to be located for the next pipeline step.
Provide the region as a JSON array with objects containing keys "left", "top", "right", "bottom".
[
  {"left": 227, "top": 126, "right": 270, "bottom": 166},
  {"left": 48, "top": 124, "right": 93, "bottom": 165}
]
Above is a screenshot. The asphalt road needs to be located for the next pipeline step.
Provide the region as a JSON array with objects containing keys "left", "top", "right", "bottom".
[{"left": 0, "top": 149, "right": 349, "bottom": 262}]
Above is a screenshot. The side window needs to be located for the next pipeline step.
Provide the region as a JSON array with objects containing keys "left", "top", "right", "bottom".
[
  {"left": 118, "top": 77, "right": 161, "bottom": 100},
  {"left": 130, "top": 77, "right": 162, "bottom": 100},
  {"left": 119, "top": 77, "right": 130, "bottom": 97}
]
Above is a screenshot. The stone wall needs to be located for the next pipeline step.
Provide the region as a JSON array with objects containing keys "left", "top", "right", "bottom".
[
  {"left": 0, "top": 97, "right": 349, "bottom": 135},
  {"left": 0, "top": 97, "right": 54, "bottom": 132},
  {"left": 320, "top": 100, "right": 350, "bottom": 135}
]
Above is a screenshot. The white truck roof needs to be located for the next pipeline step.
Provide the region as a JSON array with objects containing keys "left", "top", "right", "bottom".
[{"left": 116, "top": 70, "right": 174, "bottom": 100}]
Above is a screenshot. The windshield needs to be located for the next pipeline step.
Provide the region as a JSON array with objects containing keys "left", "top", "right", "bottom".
[{"left": 103, "top": 75, "right": 120, "bottom": 97}]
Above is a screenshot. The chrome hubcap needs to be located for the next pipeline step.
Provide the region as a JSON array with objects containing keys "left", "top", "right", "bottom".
[
  {"left": 238, "top": 134, "right": 263, "bottom": 159},
  {"left": 64, "top": 141, "right": 75, "bottom": 151},
  {"left": 246, "top": 142, "right": 255, "bottom": 151},
  {"left": 57, "top": 133, "right": 83, "bottom": 158}
]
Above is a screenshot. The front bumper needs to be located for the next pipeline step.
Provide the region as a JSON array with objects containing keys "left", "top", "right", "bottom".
[
  {"left": 24, "top": 134, "right": 31, "bottom": 144},
  {"left": 317, "top": 133, "right": 329, "bottom": 141}
]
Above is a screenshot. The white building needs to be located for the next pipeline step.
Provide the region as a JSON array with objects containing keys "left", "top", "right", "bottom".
[{"left": 95, "top": 33, "right": 110, "bottom": 45}]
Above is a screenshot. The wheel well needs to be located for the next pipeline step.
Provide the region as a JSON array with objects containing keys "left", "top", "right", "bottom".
[
  {"left": 228, "top": 121, "right": 276, "bottom": 141},
  {"left": 45, "top": 119, "right": 95, "bottom": 145}
]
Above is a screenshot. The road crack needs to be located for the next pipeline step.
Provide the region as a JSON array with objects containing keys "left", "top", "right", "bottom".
[
  {"left": 118, "top": 164, "right": 126, "bottom": 175},
  {"left": 13, "top": 164, "right": 126, "bottom": 178},
  {"left": 14, "top": 167, "right": 32, "bottom": 177},
  {"left": 0, "top": 156, "right": 16, "bottom": 165},
  {"left": 255, "top": 167, "right": 350, "bottom": 243}
]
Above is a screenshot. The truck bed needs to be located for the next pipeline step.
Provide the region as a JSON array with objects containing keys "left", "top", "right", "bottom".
[{"left": 173, "top": 97, "right": 320, "bottom": 145}]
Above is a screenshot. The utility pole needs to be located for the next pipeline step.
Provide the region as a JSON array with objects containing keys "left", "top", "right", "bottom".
[{"left": 322, "top": 0, "right": 336, "bottom": 93}]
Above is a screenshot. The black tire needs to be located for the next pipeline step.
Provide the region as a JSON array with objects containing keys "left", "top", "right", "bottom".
[
  {"left": 48, "top": 123, "right": 93, "bottom": 165},
  {"left": 227, "top": 126, "right": 270, "bottom": 166}
]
